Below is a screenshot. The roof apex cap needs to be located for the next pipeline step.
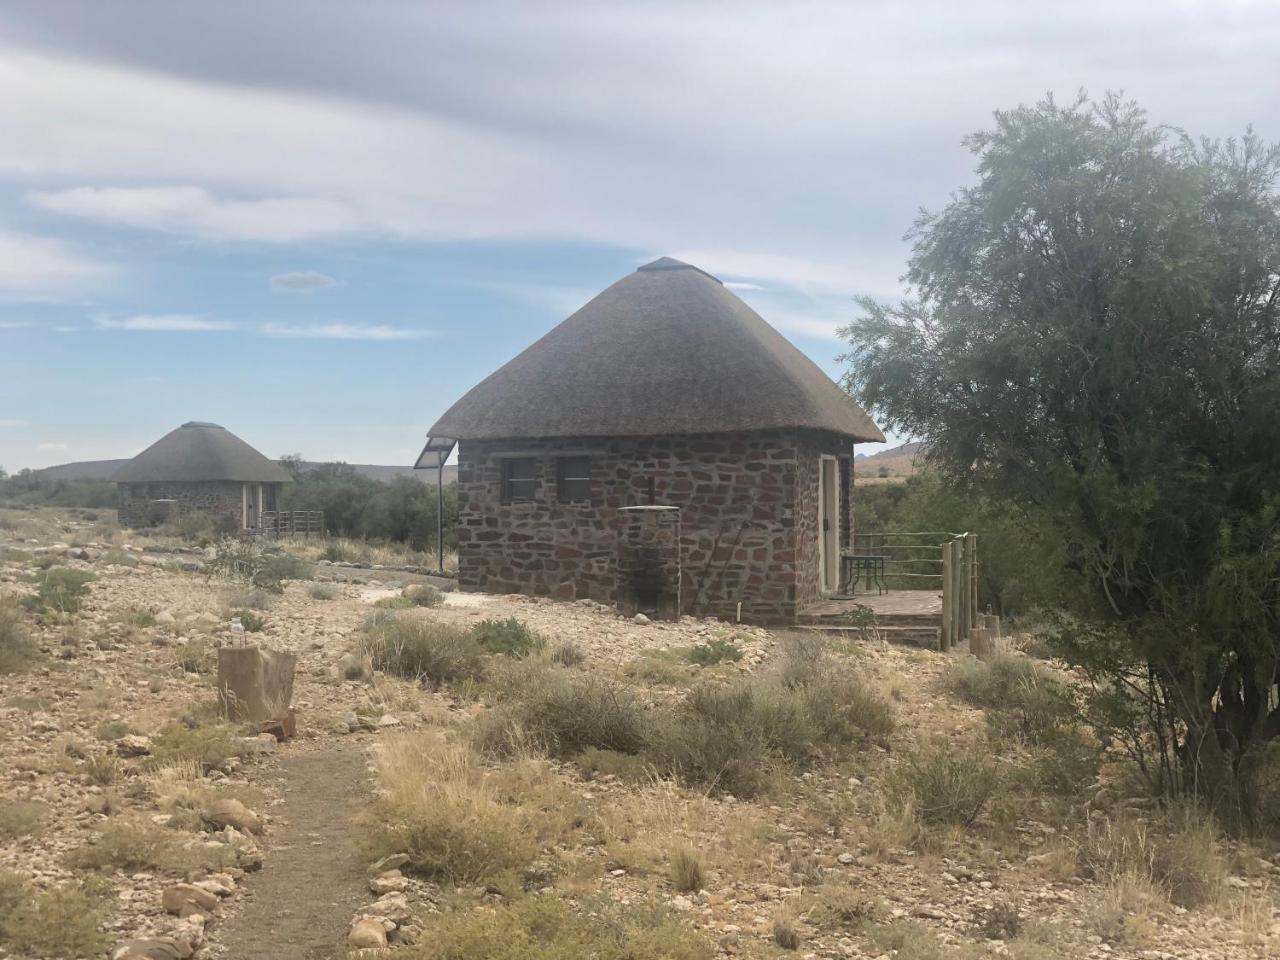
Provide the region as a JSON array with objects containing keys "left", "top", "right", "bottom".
[{"left": 636, "top": 256, "right": 721, "bottom": 284}]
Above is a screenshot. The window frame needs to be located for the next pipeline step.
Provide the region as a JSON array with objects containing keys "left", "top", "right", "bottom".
[
  {"left": 556, "top": 455, "right": 593, "bottom": 503},
  {"left": 501, "top": 457, "right": 538, "bottom": 502}
]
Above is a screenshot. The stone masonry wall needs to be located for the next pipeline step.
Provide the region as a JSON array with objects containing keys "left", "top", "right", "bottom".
[
  {"left": 118, "top": 480, "right": 247, "bottom": 528},
  {"left": 455, "top": 430, "right": 857, "bottom": 624}
]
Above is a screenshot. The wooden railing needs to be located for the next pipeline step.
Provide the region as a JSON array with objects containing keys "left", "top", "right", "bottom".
[
  {"left": 258, "top": 510, "right": 324, "bottom": 538},
  {"left": 851, "top": 530, "right": 978, "bottom": 651}
]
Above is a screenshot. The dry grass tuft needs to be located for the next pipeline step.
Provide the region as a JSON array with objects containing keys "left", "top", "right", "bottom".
[
  {"left": 0, "top": 870, "right": 109, "bottom": 958},
  {"left": 670, "top": 847, "right": 704, "bottom": 892},
  {"left": 0, "top": 595, "right": 38, "bottom": 674},
  {"left": 360, "top": 735, "right": 576, "bottom": 885}
]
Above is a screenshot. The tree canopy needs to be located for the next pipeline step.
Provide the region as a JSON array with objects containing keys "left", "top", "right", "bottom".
[{"left": 841, "top": 94, "right": 1280, "bottom": 820}]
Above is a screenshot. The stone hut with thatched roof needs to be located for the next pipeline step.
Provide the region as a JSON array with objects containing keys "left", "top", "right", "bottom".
[
  {"left": 426, "top": 257, "right": 884, "bottom": 623},
  {"left": 113, "top": 422, "right": 291, "bottom": 530}
]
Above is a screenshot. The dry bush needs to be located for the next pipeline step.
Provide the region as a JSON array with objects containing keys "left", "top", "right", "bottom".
[
  {"left": 0, "top": 595, "right": 38, "bottom": 674},
  {"left": 1078, "top": 808, "right": 1226, "bottom": 908},
  {"left": 944, "top": 653, "right": 1047, "bottom": 709},
  {"left": 0, "top": 801, "right": 43, "bottom": 840},
  {"left": 404, "top": 583, "right": 444, "bottom": 607},
  {"left": 360, "top": 735, "right": 543, "bottom": 884},
  {"left": 307, "top": 582, "right": 338, "bottom": 600},
  {"left": 150, "top": 719, "right": 242, "bottom": 769},
  {"left": 362, "top": 617, "right": 486, "bottom": 685},
  {"left": 226, "top": 587, "right": 275, "bottom": 611},
  {"left": 399, "top": 892, "right": 711, "bottom": 960},
  {"left": 548, "top": 639, "right": 586, "bottom": 667},
  {"left": 475, "top": 664, "right": 647, "bottom": 759},
  {"left": 1082, "top": 872, "right": 1162, "bottom": 945},
  {"left": 68, "top": 820, "right": 219, "bottom": 875},
  {"left": 772, "top": 915, "right": 801, "bottom": 950},
  {"left": 0, "top": 870, "right": 108, "bottom": 958},
  {"left": 649, "top": 658, "right": 892, "bottom": 797},
  {"left": 885, "top": 741, "right": 1000, "bottom": 828}
]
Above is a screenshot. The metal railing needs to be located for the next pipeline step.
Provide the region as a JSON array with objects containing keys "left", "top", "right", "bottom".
[{"left": 850, "top": 530, "right": 978, "bottom": 651}]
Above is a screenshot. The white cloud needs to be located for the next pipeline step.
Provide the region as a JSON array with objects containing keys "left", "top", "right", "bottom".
[
  {"left": 94, "top": 313, "right": 238, "bottom": 332},
  {"left": 37, "top": 442, "right": 68, "bottom": 451},
  {"left": 270, "top": 270, "right": 339, "bottom": 292},
  {"left": 0, "top": 231, "right": 112, "bottom": 300},
  {"left": 260, "top": 322, "right": 429, "bottom": 340},
  {"left": 723, "top": 281, "right": 763, "bottom": 291},
  {"left": 0, "top": 419, "right": 28, "bottom": 427},
  {"left": 29, "top": 186, "right": 365, "bottom": 244},
  {"left": 0, "top": 321, "right": 33, "bottom": 328}
]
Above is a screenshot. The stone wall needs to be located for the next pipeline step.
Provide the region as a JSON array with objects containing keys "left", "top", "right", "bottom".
[
  {"left": 118, "top": 480, "right": 251, "bottom": 528},
  {"left": 455, "top": 430, "right": 857, "bottom": 623}
]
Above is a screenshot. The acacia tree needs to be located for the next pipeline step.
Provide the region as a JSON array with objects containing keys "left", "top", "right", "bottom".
[{"left": 841, "top": 94, "right": 1280, "bottom": 820}]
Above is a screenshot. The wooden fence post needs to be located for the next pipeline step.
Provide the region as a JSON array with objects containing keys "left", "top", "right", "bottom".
[
  {"left": 940, "top": 540, "right": 952, "bottom": 652},
  {"left": 966, "top": 533, "right": 978, "bottom": 646}
]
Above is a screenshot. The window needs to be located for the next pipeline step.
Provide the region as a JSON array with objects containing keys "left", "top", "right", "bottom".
[
  {"left": 557, "top": 456, "right": 592, "bottom": 502},
  {"left": 502, "top": 458, "right": 537, "bottom": 501}
]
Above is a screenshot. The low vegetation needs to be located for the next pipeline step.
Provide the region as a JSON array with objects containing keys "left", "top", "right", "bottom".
[
  {"left": 0, "top": 870, "right": 109, "bottom": 958},
  {"left": 0, "top": 595, "right": 38, "bottom": 673},
  {"left": 398, "top": 892, "right": 711, "bottom": 960},
  {"left": 473, "top": 616, "right": 544, "bottom": 657},
  {"left": 362, "top": 616, "right": 486, "bottom": 685},
  {"left": 27, "top": 566, "right": 95, "bottom": 613},
  {"left": 360, "top": 736, "right": 572, "bottom": 884}
]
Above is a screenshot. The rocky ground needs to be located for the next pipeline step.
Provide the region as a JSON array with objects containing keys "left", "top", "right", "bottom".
[{"left": 1, "top": 506, "right": 1278, "bottom": 960}]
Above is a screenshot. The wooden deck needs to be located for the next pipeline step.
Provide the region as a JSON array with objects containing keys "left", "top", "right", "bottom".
[{"left": 797, "top": 590, "right": 944, "bottom": 648}]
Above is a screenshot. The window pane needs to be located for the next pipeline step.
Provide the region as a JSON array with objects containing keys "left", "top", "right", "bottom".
[
  {"left": 557, "top": 456, "right": 591, "bottom": 501},
  {"left": 503, "top": 459, "right": 537, "bottom": 500}
]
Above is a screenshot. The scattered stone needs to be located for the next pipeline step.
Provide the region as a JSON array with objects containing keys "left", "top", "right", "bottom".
[
  {"left": 369, "top": 854, "right": 410, "bottom": 874},
  {"left": 633, "top": 612, "right": 651, "bottom": 624},
  {"left": 370, "top": 870, "right": 408, "bottom": 895},
  {"left": 203, "top": 798, "right": 262, "bottom": 835},
  {"left": 367, "top": 892, "right": 411, "bottom": 924},
  {"left": 348, "top": 917, "right": 389, "bottom": 950},
  {"left": 111, "top": 938, "right": 193, "bottom": 960},
  {"left": 116, "top": 734, "right": 153, "bottom": 757},
  {"left": 161, "top": 883, "right": 219, "bottom": 916}
]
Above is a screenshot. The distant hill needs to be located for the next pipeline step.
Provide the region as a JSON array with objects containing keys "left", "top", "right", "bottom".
[
  {"left": 36, "top": 459, "right": 456, "bottom": 485},
  {"left": 854, "top": 441, "right": 925, "bottom": 482}
]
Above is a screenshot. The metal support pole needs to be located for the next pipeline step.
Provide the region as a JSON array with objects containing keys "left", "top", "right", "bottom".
[{"left": 436, "top": 464, "right": 444, "bottom": 575}]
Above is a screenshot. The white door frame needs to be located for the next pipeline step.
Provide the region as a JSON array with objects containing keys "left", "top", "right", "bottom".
[{"left": 817, "top": 455, "right": 840, "bottom": 593}]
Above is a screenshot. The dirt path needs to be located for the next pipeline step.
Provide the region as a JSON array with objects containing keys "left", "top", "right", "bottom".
[{"left": 213, "top": 742, "right": 369, "bottom": 960}]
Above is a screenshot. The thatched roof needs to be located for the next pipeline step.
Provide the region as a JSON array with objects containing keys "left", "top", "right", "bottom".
[
  {"left": 112, "top": 423, "right": 291, "bottom": 484},
  {"left": 429, "top": 257, "right": 884, "bottom": 443}
]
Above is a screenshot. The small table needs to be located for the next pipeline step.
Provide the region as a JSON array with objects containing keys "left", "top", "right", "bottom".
[{"left": 841, "top": 553, "right": 888, "bottom": 595}]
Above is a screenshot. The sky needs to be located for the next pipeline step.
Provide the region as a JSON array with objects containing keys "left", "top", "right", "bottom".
[{"left": 0, "top": 1, "right": 1277, "bottom": 472}]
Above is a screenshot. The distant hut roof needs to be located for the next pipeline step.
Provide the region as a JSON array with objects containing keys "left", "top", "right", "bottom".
[
  {"left": 112, "top": 422, "right": 291, "bottom": 484},
  {"left": 429, "top": 257, "right": 884, "bottom": 443}
]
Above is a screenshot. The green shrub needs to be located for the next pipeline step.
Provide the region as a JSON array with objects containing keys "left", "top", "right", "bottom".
[
  {"left": 686, "top": 637, "right": 744, "bottom": 665},
  {"left": 885, "top": 742, "right": 999, "bottom": 828},
  {"left": 95, "top": 720, "right": 131, "bottom": 741},
  {"left": 0, "top": 871, "right": 109, "bottom": 958},
  {"left": 363, "top": 618, "right": 486, "bottom": 685},
  {"left": 308, "top": 582, "right": 338, "bottom": 600},
  {"left": 123, "top": 607, "right": 158, "bottom": 628},
  {"left": 230, "top": 609, "right": 266, "bottom": 632},
  {"left": 209, "top": 539, "right": 310, "bottom": 592},
  {"left": 577, "top": 746, "right": 653, "bottom": 783},
  {"left": 374, "top": 595, "right": 415, "bottom": 609},
  {"left": 475, "top": 667, "right": 647, "bottom": 758},
  {"left": 405, "top": 583, "right": 444, "bottom": 607},
  {"left": 32, "top": 567, "right": 95, "bottom": 613},
  {"left": 404, "top": 893, "right": 711, "bottom": 960},
  {"left": 0, "top": 596, "right": 38, "bottom": 674},
  {"left": 150, "top": 720, "right": 241, "bottom": 768},
  {"left": 473, "top": 617, "right": 544, "bottom": 657},
  {"left": 69, "top": 821, "right": 191, "bottom": 873}
]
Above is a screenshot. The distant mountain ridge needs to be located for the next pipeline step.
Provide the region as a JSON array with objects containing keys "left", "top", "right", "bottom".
[{"left": 36, "top": 459, "right": 456, "bottom": 485}]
